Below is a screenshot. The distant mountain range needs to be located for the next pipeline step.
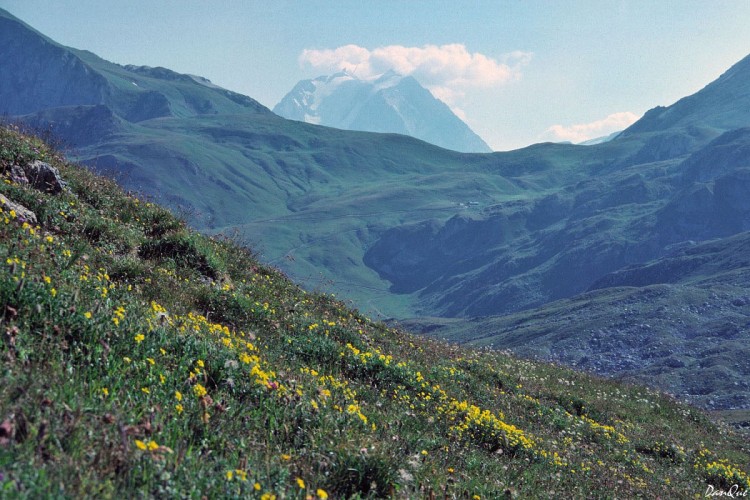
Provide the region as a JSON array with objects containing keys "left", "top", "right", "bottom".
[
  {"left": 273, "top": 70, "right": 492, "bottom": 153},
  {"left": 2, "top": 6, "right": 750, "bottom": 411},
  {"left": 578, "top": 131, "right": 621, "bottom": 145}
]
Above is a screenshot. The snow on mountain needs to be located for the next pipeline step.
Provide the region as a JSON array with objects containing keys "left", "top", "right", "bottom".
[{"left": 274, "top": 70, "right": 492, "bottom": 153}]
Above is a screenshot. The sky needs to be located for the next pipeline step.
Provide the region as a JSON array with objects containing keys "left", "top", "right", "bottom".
[{"left": 2, "top": 0, "right": 750, "bottom": 151}]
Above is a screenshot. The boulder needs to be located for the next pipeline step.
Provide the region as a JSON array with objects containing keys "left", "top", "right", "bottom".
[
  {"left": 21, "top": 160, "right": 66, "bottom": 194},
  {"left": 0, "top": 193, "right": 37, "bottom": 225},
  {"left": 9, "top": 164, "right": 28, "bottom": 185}
]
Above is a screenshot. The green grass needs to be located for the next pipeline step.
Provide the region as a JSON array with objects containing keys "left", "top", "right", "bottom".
[
  {"left": 1, "top": 124, "right": 749, "bottom": 498},
  {"left": 75, "top": 111, "right": 636, "bottom": 319}
]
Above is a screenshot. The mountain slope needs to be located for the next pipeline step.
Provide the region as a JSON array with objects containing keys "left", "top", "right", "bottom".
[
  {"left": 364, "top": 72, "right": 750, "bottom": 318},
  {"left": 0, "top": 8, "right": 268, "bottom": 123},
  {"left": 0, "top": 9, "right": 108, "bottom": 116},
  {"left": 623, "top": 53, "right": 750, "bottom": 136},
  {"left": 402, "top": 230, "right": 750, "bottom": 410},
  {"left": 274, "top": 71, "right": 492, "bottom": 153},
  {"left": 2, "top": 124, "right": 749, "bottom": 498}
]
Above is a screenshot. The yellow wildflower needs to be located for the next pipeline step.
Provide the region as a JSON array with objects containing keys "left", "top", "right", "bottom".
[
  {"left": 193, "top": 384, "right": 207, "bottom": 398},
  {"left": 296, "top": 478, "right": 305, "bottom": 489}
]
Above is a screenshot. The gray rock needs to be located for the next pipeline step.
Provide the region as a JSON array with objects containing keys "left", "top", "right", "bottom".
[
  {"left": 9, "top": 164, "right": 28, "bottom": 185},
  {"left": 21, "top": 160, "right": 66, "bottom": 194},
  {"left": 0, "top": 193, "right": 37, "bottom": 225}
]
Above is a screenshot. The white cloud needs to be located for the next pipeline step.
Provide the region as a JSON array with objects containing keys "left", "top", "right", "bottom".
[
  {"left": 299, "top": 45, "right": 373, "bottom": 75},
  {"left": 299, "top": 43, "right": 530, "bottom": 112},
  {"left": 543, "top": 112, "right": 640, "bottom": 143}
]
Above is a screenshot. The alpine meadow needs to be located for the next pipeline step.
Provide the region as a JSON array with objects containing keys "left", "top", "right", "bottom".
[{"left": 1, "top": 5, "right": 750, "bottom": 499}]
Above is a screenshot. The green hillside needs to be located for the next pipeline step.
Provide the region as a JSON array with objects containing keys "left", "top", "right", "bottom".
[
  {"left": 2, "top": 127, "right": 749, "bottom": 498},
  {"left": 404, "top": 229, "right": 750, "bottom": 412},
  {"left": 5, "top": 6, "right": 750, "bottom": 329},
  {"left": 75, "top": 114, "right": 649, "bottom": 319}
]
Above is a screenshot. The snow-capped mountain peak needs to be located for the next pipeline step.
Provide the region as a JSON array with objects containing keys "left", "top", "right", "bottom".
[{"left": 273, "top": 70, "right": 492, "bottom": 153}]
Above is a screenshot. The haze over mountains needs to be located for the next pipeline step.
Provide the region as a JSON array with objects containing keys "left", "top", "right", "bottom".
[
  {"left": 273, "top": 70, "right": 492, "bottom": 153},
  {"left": 2, "top": 6, "right": 750, "bottom": 412}
]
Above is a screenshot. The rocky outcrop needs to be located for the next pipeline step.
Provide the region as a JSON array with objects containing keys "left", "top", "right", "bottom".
[
  {"left": 0, "top": 193, "right": 36, "bottom": 224},
  {"left": 1, "top": 156, "right": 69, "bottom": 225},
  {"left": 18, "top": 160, "right": 67, "bottom": 194},
  {"left": 9, "top": 165, "right": 28, "bottom": 185}
]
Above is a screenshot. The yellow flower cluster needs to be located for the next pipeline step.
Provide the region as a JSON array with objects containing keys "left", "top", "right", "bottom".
[
  {"left": 193, "top": 383, "right": 208, "bottom": 398},
  {"left": 345, "top": 403, "right": 369, "bottom": 425},
  {"left": 342, "top": 342, "right": 396, "bottom": 367},
  {"left": 148, "top": 302, "right": 284, "bottom": 394},
  {"left": 225, "top": 469, "right": 248, "bottom": 481},
  {"left": 298, "top": 366, "right": 372, "bottom": 429},
  {"left": 135, "top": 439, "right": 159, "bottom": 451},
  {"left": 442, "top": 399, "right": 536, "bottom": 453},
  {"left": 579, "top": 415, "right": 629, "bottom": 445},
  {"left": 5, "top": 255, "right": 27, "bottom": 282},
  {"left": 694, "top": 448, "right": 750, "bottom": 489},
  {"left": 339, "top": 340, "right": 544, "bottom": 457},
  {"left": 112, "top": 305, "right": 126, "bottom": 327}
]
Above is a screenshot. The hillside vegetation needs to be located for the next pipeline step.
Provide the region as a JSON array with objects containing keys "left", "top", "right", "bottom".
[
  {"left": 404, "top": 228, "right": 750, "bottom": 412},
  {"left": 1, "top": 124, "right": 749, "bottom": 498}
]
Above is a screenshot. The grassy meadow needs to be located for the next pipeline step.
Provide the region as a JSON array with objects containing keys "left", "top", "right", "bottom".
[{"left": 0, "top": 124, "right": 749, "bottom": 498}]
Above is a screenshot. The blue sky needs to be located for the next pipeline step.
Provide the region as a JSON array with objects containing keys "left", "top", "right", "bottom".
[{"left": 2, "top": 0, "right": 750, "bottom": 150}]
